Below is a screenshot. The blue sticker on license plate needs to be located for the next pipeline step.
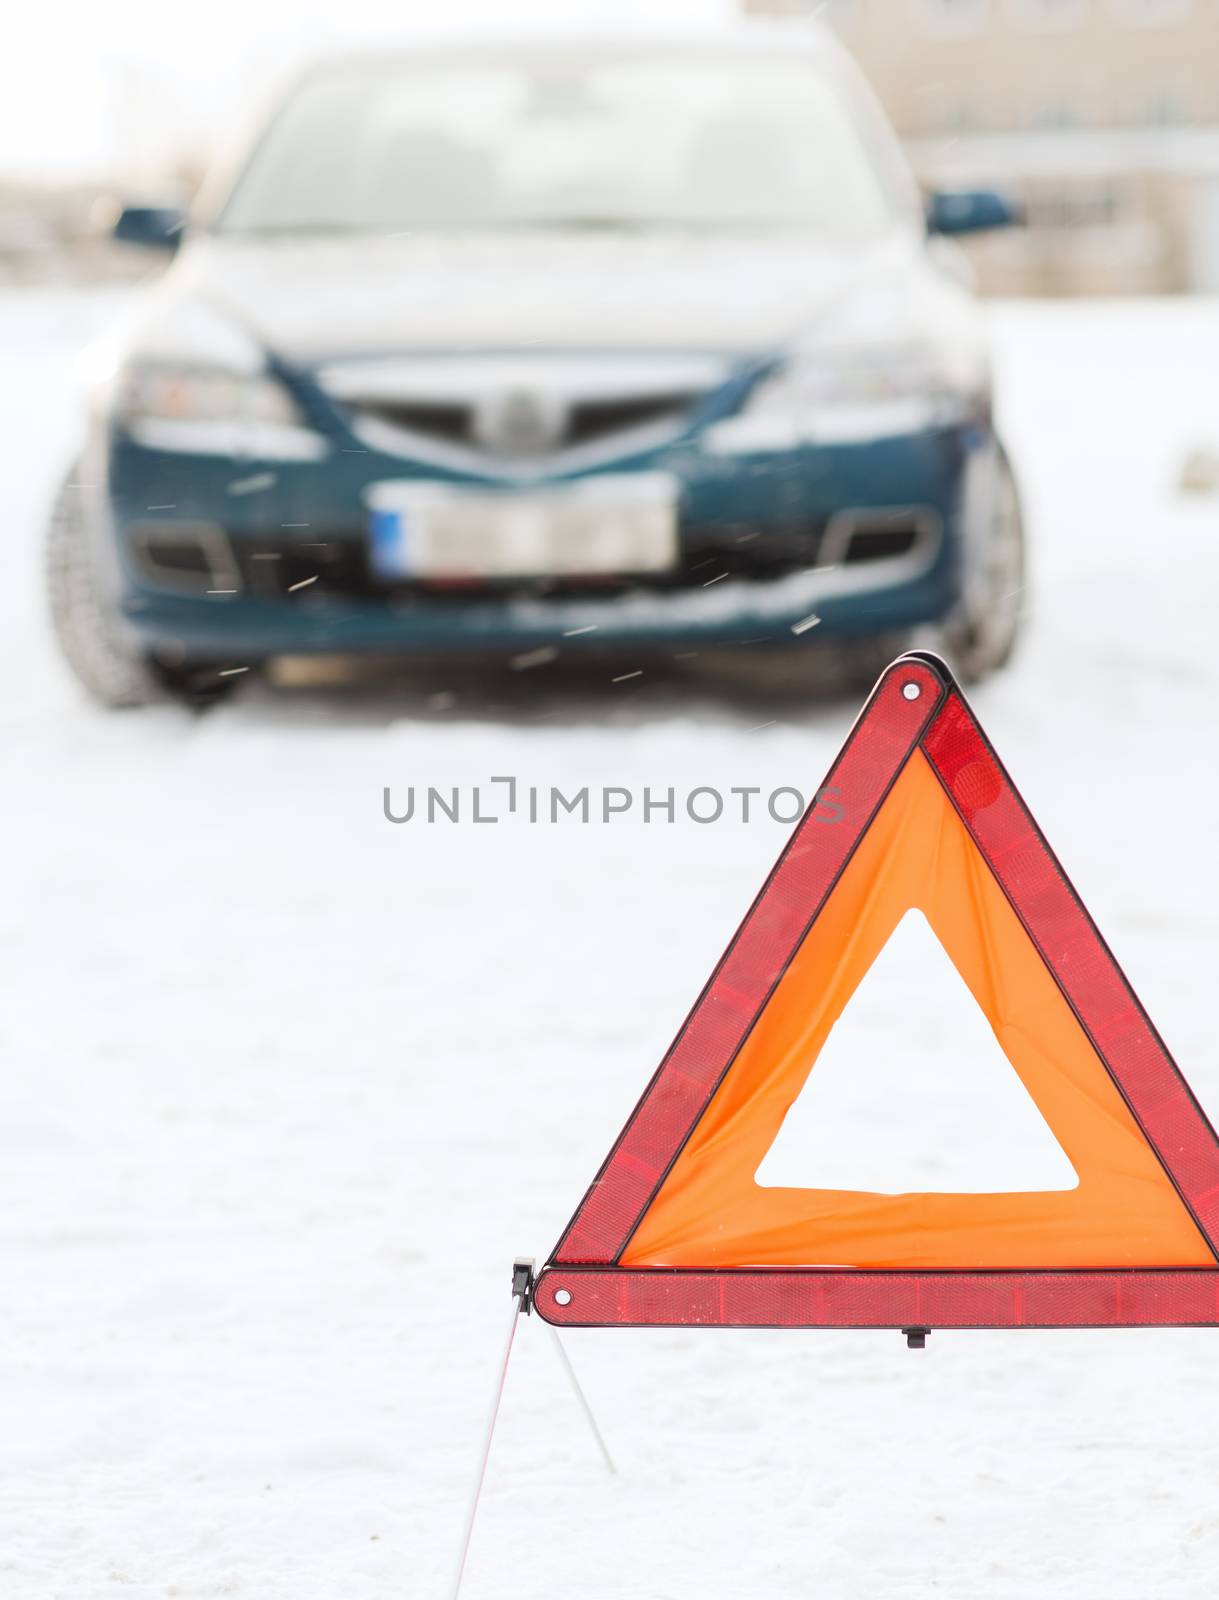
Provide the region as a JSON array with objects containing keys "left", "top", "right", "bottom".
[{"left": 369, "top": 505, "right": 410, "bottom": 579}]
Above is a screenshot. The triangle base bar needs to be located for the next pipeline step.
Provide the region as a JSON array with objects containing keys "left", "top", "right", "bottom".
[{"left": 533, "top": 1266, "right": 1219, "bottom": 1329}]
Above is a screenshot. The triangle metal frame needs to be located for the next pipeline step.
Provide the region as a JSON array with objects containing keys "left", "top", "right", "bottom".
[{"left": 533, "top": 654, "right": 1219, "bottom": 1330}]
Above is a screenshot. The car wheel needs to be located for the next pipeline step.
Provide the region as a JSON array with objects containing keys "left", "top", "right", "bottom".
[
  {"left": 942, "top": 442, "right": 1026, "bottom": 683},
  {"left": 45, "top": 468, "right": 251, "bottom": 709}
]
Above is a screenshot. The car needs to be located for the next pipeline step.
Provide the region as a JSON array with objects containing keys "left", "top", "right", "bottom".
[{"left": 49, "top": 21, "right": 1025, "bottom": 707}]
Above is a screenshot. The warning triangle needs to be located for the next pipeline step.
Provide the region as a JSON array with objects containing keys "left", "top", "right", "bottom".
[
  {"left": 753, "top": 910, "right": 1079, "bottom": 1196},
  {"left": 534, "top": 655, "right": 1219, "bottom": 1332}
]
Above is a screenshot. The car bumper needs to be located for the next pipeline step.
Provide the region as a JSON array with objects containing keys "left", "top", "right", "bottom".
[{"left": 103, "top": 416, "right": 988, "bottom": 661}]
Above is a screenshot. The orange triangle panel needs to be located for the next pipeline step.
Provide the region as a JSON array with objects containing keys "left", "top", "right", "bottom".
[{"left": 534, "top": 655, "right": 1219, "bottom": 1331}]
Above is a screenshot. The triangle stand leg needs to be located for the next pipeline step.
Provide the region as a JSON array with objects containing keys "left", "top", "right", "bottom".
[
  {"left": 447, "top": 1260, "right": 533, "bottom": 1600},
  {"left": 546, "top": 1324, "right": 617, "bottom": 1475}
]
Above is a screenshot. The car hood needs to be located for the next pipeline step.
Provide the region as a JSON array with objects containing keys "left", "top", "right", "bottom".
[{"left": 162, "top": 229, "right": 923, "bottom": 364}]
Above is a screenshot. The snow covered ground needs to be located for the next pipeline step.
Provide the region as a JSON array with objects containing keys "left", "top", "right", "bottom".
[{"left": 2, "top": 291, "right": 1219, "bottom": 1599}]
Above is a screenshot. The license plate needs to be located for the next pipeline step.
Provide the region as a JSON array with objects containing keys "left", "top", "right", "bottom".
[{"left": 366, "top": 475, "right": 678, "bottom": 581}]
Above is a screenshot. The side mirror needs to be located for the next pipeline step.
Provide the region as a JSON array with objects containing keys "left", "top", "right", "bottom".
[
  {"left": 927, "top": 189, "right": 1020, "bottom": 237},
  {"left": 113, "top": 205, "right": 186, "bottom": 251}
]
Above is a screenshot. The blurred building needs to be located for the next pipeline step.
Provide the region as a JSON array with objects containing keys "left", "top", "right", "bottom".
[{"left": 748, "top": 0, "right": 1219, "bottom": 293}]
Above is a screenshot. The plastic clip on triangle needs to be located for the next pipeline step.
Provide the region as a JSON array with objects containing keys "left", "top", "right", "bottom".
[{"left": 531, "top": 653, "right": 1219, "bottom": 1332}]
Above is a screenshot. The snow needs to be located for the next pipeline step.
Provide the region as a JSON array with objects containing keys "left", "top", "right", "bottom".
[
  {"left": 2, "top": 290, "right": 1219, "bottom": 1598},
  {"left": 753, "top": 910, "right": 1081, "bottom": 1195}
]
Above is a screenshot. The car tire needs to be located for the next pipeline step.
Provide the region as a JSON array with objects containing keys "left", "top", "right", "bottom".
[
  {"left": 941, "top": 441, "right": 1026, "bottom": 684},
  {"left": 45, "top": 468, "right": 250, "bottom": 709}
]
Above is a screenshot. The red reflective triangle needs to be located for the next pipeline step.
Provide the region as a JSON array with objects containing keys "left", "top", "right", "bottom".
[{"left": 534, "top": 654, "right": 1219, "bottom": 1330}]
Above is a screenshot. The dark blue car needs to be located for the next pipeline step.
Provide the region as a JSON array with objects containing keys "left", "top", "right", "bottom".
[{"left": 48, "top": 22, "right": 1024, "bottom": 706}]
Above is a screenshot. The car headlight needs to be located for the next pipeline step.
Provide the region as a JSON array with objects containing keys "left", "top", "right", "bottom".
[
  {"left": 706, "top": 338, "right": 986, "bottom": 454},
  {"left": 763, "top": 340, "right": 966, "bottom": 407},
  {"left": 115, "top": 364, "right": 303, "bottom": 427},
  {"left": 112, "top": 362, "right": 328, "bottom": 461}
]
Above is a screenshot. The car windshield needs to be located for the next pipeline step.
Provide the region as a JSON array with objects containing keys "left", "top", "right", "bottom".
[{"left": 216, "top": 55, "right": 897, "bottom": 239}]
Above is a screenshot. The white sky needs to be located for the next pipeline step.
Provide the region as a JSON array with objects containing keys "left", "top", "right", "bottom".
[{"left": 1, "top": 0, "right": 739, "bottom": 184}]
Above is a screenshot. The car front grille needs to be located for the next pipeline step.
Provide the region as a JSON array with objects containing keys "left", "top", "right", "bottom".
[
  {"left": 346, "top": 391, "right": 697, "bottom": 456},
  {"left": 314, "top": 354, "right": 730, "bottom": 467},
  {"left": 354, "top": 400, "right": 470, "bottom": 448},
  {"left": 566, "top": 395, "right": 695, "bottom": 448}
]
